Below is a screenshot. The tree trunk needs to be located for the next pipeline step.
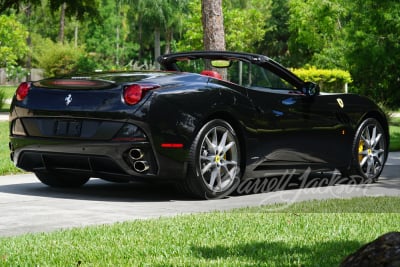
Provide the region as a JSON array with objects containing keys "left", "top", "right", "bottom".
[
  {"left": 25, "top": 3, "right": 32, "bottom": 81},
  {"left": 116, "top": 25, "right": 120, "bottom": 66},
  {"left": 165, "top": 28, "right": 173, "bottom": 54},
  {"left": 154, "top": 28, "right": 161, "bottom": 70},
  {"left": 58, "top": 2, "right": 67, "bottom": 44},
  {"left": 138, "top": 14, "right": 143, "bottom": 61},
  {"left": 74, "top": 23, "right": 78, "bottom": 48},
  {"left": 201, "top": 0, "right": 226, "bottom": 51}
]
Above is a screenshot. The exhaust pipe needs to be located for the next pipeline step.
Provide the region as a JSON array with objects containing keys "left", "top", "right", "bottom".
[
  {"left": 129, "top": 148, "right": 144, "bottom": 160},
  {"left": 133, "top": 161, "right": 150, "bottom": 173}
]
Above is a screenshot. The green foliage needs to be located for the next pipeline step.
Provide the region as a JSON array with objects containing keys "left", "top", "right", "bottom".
[
  {"left": 287, "top": 0, "right": 347, "bottom": 68},
  {"left": 292, "top": 67, "right": 352, "bottom": 93},
  {"left": 0, "top": 14, "right": 29, "bottom": 67},
  {"left": 1, "top": 0, "right": 399, "bottom": 108},
  {"left": 5, "top": 65, "right": 28, "bottom": 82},
  {"left": 344, "top": 0, "right": 400, "bottom": 108},
  {"left": 259, "top": 0, "right": 290, "bottom": 64},
  {"left": 0, "top": 85, "right": 17, "bottom": 100},
  {"left": 175, "top": 1, "right": 203, "bottom": 51},
  {"left": 83, "top": 0, "right": 139, "bottom": 68},
  {"left": 74, "top": 55, "right": 99, "bottom": 73},
  {"left": 0, "top": 122, "right": 23, "bottom": 175},
  {"left": 0, "top": 90, "right": 4, "bottom": 110},
  {"left": 34, "top": 39, "right": 85, "bottom": 77},
  {"left": 47, "top": 0, "right": 99, "bottom": 21},
  {"left": 224, "top": 2, "right": 272, "bottom": 52},
  {"left": 0, "top": 0, "right": 99, "bottom": 17},
  {"left": 283, "top": 0, "right": 400, "bottom": 107},
  {"left": 177, "top": 0, "right": 272, "bottom": 52},
  {"left": 389, "top": 117, "right": 400, "bottom": 152}
]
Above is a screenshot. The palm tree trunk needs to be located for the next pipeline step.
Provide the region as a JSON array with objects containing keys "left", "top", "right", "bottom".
[
  {"left": 201, "top": 0, "right": 226, "bottom": 51},
  {"left": 154, "top": 28, "right": 161, "bottom": 70},
  {"left": 58, "top": 2, "right": 67, "bottom": 44}
]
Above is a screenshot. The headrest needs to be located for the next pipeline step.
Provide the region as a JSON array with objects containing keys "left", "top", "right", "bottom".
[{"left": 200, "top": 70, "right": 222, "bottom": 79}]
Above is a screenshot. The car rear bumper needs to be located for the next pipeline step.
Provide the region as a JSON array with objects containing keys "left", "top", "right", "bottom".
[
  {"left": 10, "top": 137, "right": 187, "bottom": 182},
  {"left": 9, "top": 104, "right": 190, "bottom": 182},
  {"left": 10, "top": 137, "right": 161, "bottom": 178}
]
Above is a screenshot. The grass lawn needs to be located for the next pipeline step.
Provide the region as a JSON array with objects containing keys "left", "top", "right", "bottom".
[
  {"left": 0, "top": 85, "right": 15, "bottom": 112},
  {"left": 0, "top": 196, "right": 399, "bottom": 266},
  {"left": 0, "top": 122, "right": 22, "bottom": 175},
  {"left": 0, "top": 85, "right": 16, "bottom": 99},
  {"left": 389, "top": 117, "right": 400, "bottom": 151}
]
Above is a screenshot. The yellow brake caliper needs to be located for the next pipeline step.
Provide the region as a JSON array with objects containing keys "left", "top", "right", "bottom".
[{"left": 358, "top": 140, "right": 365, "bottom": 163}]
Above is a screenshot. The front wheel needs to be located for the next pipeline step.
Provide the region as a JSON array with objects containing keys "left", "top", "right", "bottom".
[
  {"left": 348, "top": 118, "right": 388, "bottom": 182},
  {"left": 35, "top": 172, "right": 90, "bottom": 188},
  {"left": 183, "top": 119, "right": 241, "bottom": 199}
]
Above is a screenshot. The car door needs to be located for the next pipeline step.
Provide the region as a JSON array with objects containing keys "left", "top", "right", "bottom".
[{"left": 244, "top": 63, "right": 352, "bottom": 176}]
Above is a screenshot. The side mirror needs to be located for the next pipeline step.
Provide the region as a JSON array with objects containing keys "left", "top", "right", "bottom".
[{"left": 302, "top": 82, "right": 320, "bottom": 96}]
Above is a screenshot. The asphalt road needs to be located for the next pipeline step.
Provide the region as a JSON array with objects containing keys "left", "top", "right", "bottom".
[{"left": 1, "top": 152, "right": 399, "bottom": 237}]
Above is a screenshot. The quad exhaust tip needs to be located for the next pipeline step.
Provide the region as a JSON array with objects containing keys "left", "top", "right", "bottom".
[
  {"left": 129, "top": 148, "right": 144, "bottom": 160},
  {"left": 133, "top": 161, "right": 150, "bottom": 173},
  {"left": 128, "top": 148, "right": 149, "bottom": 172}
]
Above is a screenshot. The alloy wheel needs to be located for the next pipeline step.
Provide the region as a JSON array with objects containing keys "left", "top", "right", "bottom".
[
  {"left": 356, "top": 119, "right": 386, "bottom": 179},
  {"left": 198, "top": 125, "right": 239, "bottom": 193}
]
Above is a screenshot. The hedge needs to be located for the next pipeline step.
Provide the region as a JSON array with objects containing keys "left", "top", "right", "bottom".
[{"left": 291, "top": 67, "right": 352, "bottom": 93}]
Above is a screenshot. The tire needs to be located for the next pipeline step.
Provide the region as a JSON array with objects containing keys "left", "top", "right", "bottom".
[
  {"left": 183, "top": 119, "right": 241, "bottom": 199},
  {"left": 35, "top": 172, "right": 90, "bottom": 188},
  {"left": 347, "top": 118, "right": 388, "bottom": 183}
]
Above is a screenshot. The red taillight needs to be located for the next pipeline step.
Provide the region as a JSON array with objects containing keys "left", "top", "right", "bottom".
[
  {"left": 123, "top": 84, "right": 142, "bottom": 105},
  {"left": 123, "top": 83, "right": 160, "bottom": 105},
  {"left": 16, "top": 82, "right": 31, "bottom": 101}
]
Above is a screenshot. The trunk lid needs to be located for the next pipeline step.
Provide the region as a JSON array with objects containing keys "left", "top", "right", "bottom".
[{"left": 14, "top": 72, "right": 172, "bottom": 117}]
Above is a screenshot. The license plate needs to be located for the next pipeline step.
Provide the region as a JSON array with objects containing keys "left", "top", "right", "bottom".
[{"left": 55, "top": 120, "right": 82, "bottom": 137}]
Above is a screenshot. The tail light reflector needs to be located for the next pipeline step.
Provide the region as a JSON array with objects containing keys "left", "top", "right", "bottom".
[
  {"left": 16, "top": 82, "right": 31, "bottom": 101},
  {"left": 161, "top": 143, "right": 184, "bottom": 148},
  {"left": 123, "top": 83, "right": 160, "bottom": 105}
]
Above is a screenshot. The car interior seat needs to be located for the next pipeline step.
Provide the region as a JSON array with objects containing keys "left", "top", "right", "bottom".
[{"left": 200, "top": 70, "right": 222, "bottom": 79}]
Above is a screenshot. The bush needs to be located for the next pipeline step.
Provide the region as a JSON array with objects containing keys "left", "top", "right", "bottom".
[
  {"left": 75, "top": 55, "right": 99, "bottom": 73},
  {"left": 34, "top": 39, "right": 85, "bottom": 77},
  {"left": 292, "top": 67, "right": 352, "bottom": 93},
  {"left": 6, "top": 65, "right": 29, "bottom": 83}
]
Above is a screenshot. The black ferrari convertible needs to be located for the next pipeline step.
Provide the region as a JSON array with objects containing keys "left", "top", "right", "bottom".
[{"left": 9, "top": 51, "right": 389, "bottom": 198}]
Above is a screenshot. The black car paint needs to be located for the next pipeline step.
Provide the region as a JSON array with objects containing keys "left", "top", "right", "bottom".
[{"left": 9, "top": 52, "right": 388, "bottom": 185}]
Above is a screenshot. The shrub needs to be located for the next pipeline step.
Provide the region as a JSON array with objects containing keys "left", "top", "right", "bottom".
[
  {"left": 75, "top": 55, "right": 99, "bottom": 73},
  {"left": 6, "top": 65, "right": 29, "bottom": 83},
  {"left": 292, "top": 67, "right": 352, "bottom": 93},
  {"left": 34, "top": 39, "right": 85, "bottom": 77}
]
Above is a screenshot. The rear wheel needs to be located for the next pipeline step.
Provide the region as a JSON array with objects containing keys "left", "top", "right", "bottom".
[
  {"left": 35, "top": 172, "right": 90, "bottom": 188},
  {"left": 183, "top": 119, "right": 241, "bottom": 199},
  {"left": 348, "top": 118, "right": 388, "bottom": 182}
]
